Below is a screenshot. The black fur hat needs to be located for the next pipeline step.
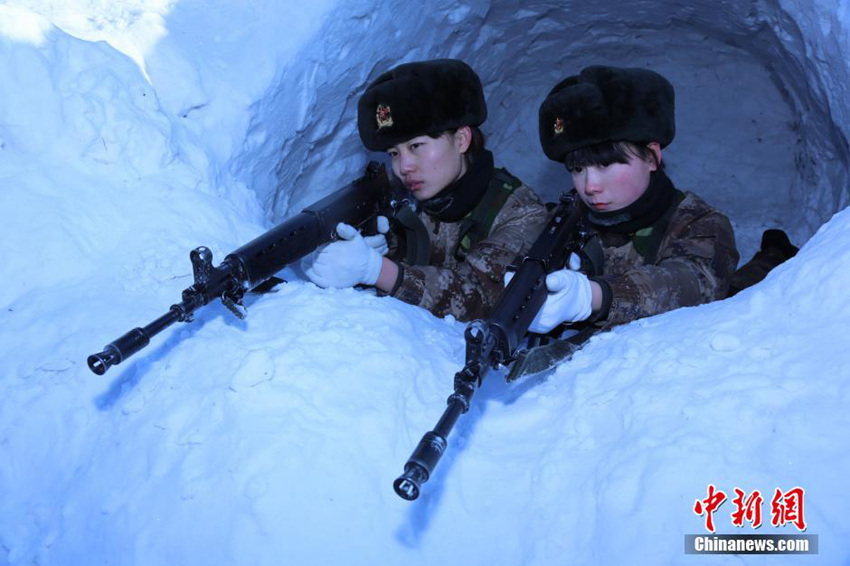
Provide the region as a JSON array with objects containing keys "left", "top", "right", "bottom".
[
  {"left": 357, "top": 59, "right": 487, "bottom": 151},
  {"left": 539, "top": 66, "right": 675, "bottom": 162}
]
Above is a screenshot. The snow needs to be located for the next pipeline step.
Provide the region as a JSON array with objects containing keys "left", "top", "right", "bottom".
[{"left": 1, "top": 1, "right": 849, "bottom": 565}]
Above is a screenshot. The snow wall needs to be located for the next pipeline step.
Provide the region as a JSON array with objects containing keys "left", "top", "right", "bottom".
[
  {"left": 4, "top": 0, "right": 848, "bottom": 259},
  {"left": 229, "top": 0, "right": 850, "bottom": 262}
]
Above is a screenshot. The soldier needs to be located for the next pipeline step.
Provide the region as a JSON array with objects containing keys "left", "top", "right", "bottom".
[
  {"left": 529, "top": 65, "right": 740, "bottom": 332},
  {"left": 303, "top": 59, "right": 549, "bottom": 321}
]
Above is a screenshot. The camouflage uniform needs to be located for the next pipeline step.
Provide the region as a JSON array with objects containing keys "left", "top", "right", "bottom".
[
  {"left": 387, "top": 182, "right": 548, "bottom": 321},
  {"left": 591, "top": 191, "right": 739, "bottom": 329}
]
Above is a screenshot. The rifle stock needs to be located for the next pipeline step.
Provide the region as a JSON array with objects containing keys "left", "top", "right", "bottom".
[
  {"left": 88, "top": 162, "right": 391, "bottom": 375},
  {"left": 394, "top": 192, "right": 591, "bottom": 500}
]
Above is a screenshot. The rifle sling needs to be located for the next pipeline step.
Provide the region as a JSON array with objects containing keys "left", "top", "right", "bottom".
[
  {"left": 631, "top": 188, "right": 686, "bottom": 265},
  {"left": 454, "top": 168, "right": 522, "bottom": 261}
]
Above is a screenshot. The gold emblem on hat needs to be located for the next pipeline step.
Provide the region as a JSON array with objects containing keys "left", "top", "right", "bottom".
[
  {"left": 376, "top": 104, "right": 393, "bottom": 129},
  {"left": 553, "top": 117, "right": 565, "bottom": 135}
]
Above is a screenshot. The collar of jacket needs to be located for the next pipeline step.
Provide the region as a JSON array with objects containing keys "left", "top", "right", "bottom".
[
  {"left": 420, "top": 149, "right": 495, "bottom": 222},
  {"left": 586, "top": 168, "right": 677, "bottom": 234}
]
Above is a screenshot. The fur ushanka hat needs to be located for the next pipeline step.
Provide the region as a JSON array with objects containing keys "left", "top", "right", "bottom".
[
  {"left": 538, "top": 65, "right": 675, "bottom": 162},
  {"left": 357, "top": 59, "right": 487, "bottom": 151}
]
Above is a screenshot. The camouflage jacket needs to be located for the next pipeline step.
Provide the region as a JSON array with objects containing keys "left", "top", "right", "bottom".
[
  {"left": 591, "top": 191, "right": 739, "bottom": 329},
  {"left": 387, "top": 181, "right": 549, "bottom": 321}
]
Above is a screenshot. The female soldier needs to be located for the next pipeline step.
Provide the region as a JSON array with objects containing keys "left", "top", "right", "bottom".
[
  {"left": 304, "top": 59, "right": 549, "bottom": 321},
  {"left": 529, "top": 65, "right": 739, "bottom": 332}
]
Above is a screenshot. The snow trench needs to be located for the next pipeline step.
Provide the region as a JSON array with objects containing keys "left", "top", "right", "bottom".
[{"left": 232, "top": 0, "right": 849, "bottom": 262}]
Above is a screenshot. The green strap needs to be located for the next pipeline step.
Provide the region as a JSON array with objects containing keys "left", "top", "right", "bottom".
[
  {"left": 631, "top": 189, "right": 686, "bottom": 264},
  {"left": 455, "top": 168, "right": 522, "bottom": 260}
]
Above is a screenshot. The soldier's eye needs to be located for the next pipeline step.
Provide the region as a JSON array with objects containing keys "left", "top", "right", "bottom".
[{"left": 567, "top": 166, "right": 583, "bottom": 174}]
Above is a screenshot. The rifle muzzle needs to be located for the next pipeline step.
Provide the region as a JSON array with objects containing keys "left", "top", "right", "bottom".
[
  {"left": 393, "top": 431, "right": 448, "bottom": 501},
  {"left": 394, "top": 463, "right": 428, "bottom": 501},
  {"left": 87, "top": 327, "right": 150, "bottom": 375},
  {"left": 87, "top": 347, "right": 120, "bottom": 376}
]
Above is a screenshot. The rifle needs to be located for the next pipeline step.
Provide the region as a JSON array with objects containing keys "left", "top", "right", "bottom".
[
  {"left": 393, "top": 191, "right": 593, "bottom": 501},
  {"left": 88, "top": 162, "right": 392, "bottom": 376}
]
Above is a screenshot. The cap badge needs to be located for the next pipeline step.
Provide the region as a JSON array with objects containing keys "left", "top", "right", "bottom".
[
  {"left": 376, "top": 104, "right": 394, "bottom": 129},
  {"left": 553, "top": 117, "right": 565, "bottom": 135}
]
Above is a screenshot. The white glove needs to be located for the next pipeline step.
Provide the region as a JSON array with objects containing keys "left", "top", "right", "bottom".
[
  {"left": 363, "top": 215, "right": 389, "bottom": 256},
  {"left": 528, "top": 268, "right": 593, "bottom": 333},
  {"left": 304, "top": 222, "right": 384, "bottom": 288}
]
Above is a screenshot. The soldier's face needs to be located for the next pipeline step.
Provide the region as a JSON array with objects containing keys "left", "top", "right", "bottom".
[
  {"left": 570, "top": 144, "right": 661, "bottom": 212},
  {"left": 388, "top": 129, "right": 471, "bottom": 201}
]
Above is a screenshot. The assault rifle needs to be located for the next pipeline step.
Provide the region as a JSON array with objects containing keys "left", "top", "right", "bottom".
[
  {"left": 88, "top": 163, "right": 393, "bottom": 376},
  {"left": 393, "top": 192, "right": 594, "bottom": 501}
]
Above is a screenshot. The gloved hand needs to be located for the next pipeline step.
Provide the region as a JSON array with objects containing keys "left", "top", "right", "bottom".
[
  {"left": 304, "top": 222, "right": 384, "bottom": 288},
  {"left": 363, "top": 215, "right": 389, "bottom": 256},
  {"left": 528, "top": 267, "right": 593, "bottom": 333}
]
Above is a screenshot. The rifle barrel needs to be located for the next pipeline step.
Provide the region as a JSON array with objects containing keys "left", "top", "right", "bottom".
[
  {"left": 87, "top": 307, "right": 183, "bottom": 375},
  {"left": 393, "top": 386, "right": 475, "bottom": 500}
]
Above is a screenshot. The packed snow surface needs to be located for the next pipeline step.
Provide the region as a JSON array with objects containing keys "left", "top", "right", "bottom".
[{"left": 1, "top": 2, "right": 849, "bottom": 565}]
